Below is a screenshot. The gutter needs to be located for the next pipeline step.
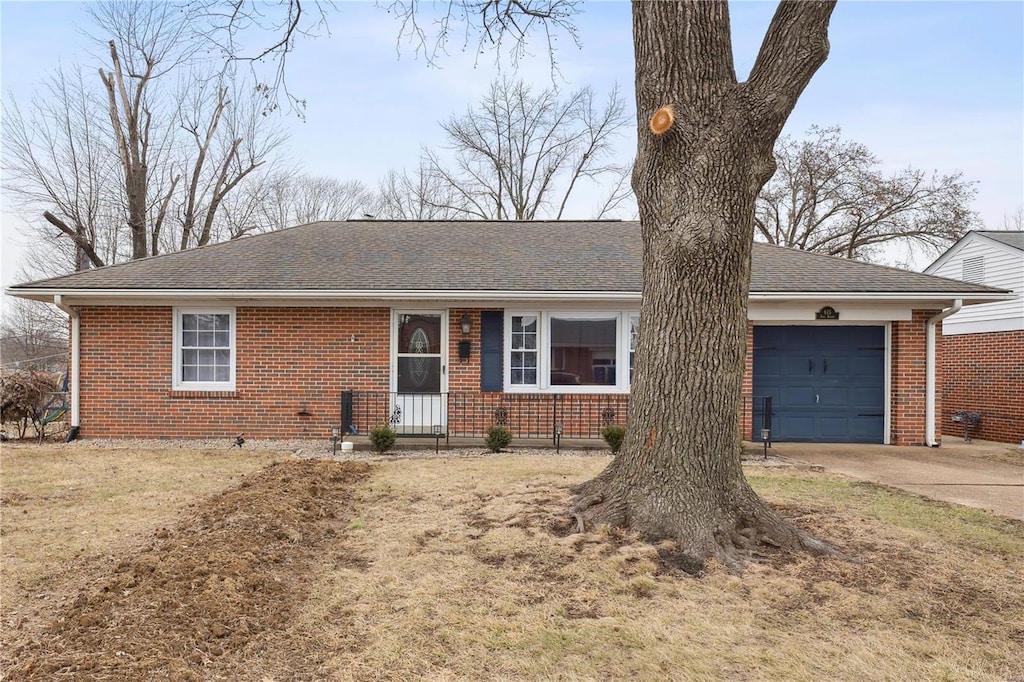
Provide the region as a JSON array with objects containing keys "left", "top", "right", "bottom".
[
  {"left": 53, "top": 295, "right": 80, "bottom": 442},
  {"left": 925, "top": 299, "right": 962, "bottom": 447}
]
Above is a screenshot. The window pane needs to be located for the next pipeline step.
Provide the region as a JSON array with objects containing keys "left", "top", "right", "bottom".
[
  {"left": 398, "top": 314, "right": 441, "bottom": 354},
  {"left": 549, "top": 317, "right": 617, "bottom": 386},
  {"left": 179, "top": 311, "right": 233, "bottom": 385},
  {"left": 397, "top": 357, "right": 441, "bottom": 392}
]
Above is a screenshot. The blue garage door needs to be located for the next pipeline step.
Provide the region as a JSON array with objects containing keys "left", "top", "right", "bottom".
[{"left": 753, "top": 326, "right": 885, "bottom": 443}]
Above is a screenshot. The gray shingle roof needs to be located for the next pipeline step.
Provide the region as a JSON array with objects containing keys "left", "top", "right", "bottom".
[
  {"left": 8, "top": 220, "right": 1005, "bottom": 296},
  {"left": 979, "top": 230, "right": 1024, "bottom": 251}
]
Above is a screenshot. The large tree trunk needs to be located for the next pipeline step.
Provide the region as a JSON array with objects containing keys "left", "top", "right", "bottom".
[{"left": 573, "top": 0, "right": 837, "bottom": 571}]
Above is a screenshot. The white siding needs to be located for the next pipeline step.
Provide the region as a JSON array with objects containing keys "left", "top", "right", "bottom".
[{"left": 929, "top": 238, "right": 1024, "bottom": 335}]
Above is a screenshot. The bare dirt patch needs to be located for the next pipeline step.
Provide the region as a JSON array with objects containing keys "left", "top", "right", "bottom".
[{"left": 3, "top": 459, "right": 371, "bottom": 681}]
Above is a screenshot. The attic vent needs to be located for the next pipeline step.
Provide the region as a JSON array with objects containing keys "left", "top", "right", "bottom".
[{"left": 962, "top": 256, "right": 985, "bottom": 284}]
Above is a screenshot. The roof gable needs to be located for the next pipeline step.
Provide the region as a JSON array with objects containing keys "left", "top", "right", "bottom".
[{"left": 925, "top": 230, "right": 1024, "bottom": 274}]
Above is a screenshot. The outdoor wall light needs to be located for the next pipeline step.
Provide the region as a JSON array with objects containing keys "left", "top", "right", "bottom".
[{"left": 460, "top": 313, "right": 472, "bottom": 335}]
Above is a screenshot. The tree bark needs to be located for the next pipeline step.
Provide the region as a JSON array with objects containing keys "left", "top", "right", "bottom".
[{"left": 573, "top": 0, "right": 837, "bottom": 571}]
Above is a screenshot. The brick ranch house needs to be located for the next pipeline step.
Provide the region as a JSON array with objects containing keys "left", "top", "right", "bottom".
[
  {"left": 6, "top": 221, "right": 1011, "bottom": 446},
  {"left": 925, "top": 230, "right": 1023, "bottom": 444}
]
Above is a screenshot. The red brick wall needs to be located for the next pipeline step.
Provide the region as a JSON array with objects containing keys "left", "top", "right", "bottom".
[
  {"left": 890, "top": 310, "right": 941, "bottom": 446},
  {"left": 941, "top": 330, "right": 1024, "bottom": 444},
  {"left": 79, "top": 306, "right": 391, "bottom": 440}
]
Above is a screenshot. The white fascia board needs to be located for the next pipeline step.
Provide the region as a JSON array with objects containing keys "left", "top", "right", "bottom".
[
  {"left": 750, "top": 291, "right": 1014, "bottom": 305},
  {"left": 5, "top": 288, "right": 643, "bottom": 306}
]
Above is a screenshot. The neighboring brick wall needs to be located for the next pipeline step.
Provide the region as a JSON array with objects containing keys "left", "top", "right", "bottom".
[
  {"left": 79, "top": 306, "right": 391, "bottom": 440},
  {"left": 890, "top": 310, "right": 941, "bottom": 446},
  {"left": 941, "top": 330, "right": 1024, "bottom": 444}
]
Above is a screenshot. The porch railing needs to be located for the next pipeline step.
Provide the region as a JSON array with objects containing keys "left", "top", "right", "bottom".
[
  {"left": 341, "top": 391, "right": 762, "bottom": 441},
  {"left": 341, "top": 391, "right": 629, "bottom": 440}
]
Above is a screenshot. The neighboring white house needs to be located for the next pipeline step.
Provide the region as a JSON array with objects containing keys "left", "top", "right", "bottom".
[{"left": 925, "top": 230, "right": 1023, "bottom": 444}]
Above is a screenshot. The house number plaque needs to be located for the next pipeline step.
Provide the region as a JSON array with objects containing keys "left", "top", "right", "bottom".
[{"left": 815, "top": 306, "right": 840, "bottom": 320}]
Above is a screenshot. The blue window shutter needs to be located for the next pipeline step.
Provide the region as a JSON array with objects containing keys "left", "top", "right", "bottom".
[{"left": 480, "top": 310, "right": 503, "bottom": 391}]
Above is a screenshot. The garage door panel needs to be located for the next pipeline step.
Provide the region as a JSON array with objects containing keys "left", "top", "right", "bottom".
[
  {"left": 779, "top": 415, "right": 815, "bottom": 441},
  {"left": 782, "top": 355, "right": 812, "bottom": 376},
  {"left": 850, "top": 386, "right": 884, "bottom": 408},
  {"left": 852, "top": 356, "right": 884, "bottom": 377},
  {"left": 780, "top": 385, "right": 816, "bottom": 408},
  {"left": 818, "top": 386, "right": 849, "bottom": 406}
]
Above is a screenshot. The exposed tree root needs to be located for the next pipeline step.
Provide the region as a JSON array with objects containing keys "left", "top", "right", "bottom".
[{"left": 565, "top": 473, "right": 843, "bottom": 576}]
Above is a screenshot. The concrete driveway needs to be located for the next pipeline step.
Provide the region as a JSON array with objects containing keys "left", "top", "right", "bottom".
[{"left": 767, "top": 438, "right": 1024, "bottom": 521}]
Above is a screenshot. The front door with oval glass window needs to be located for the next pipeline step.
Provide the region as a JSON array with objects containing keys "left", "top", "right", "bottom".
[{"left": 392, "top": 311, "right": 447, "bottom": 434}]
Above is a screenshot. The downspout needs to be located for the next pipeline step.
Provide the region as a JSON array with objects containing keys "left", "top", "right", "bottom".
[
  {"left": 925, "top": 299, "right": 962, "bottom": 447},
  {"left": 53, "top": 295, "right": 80, "bottom": 441}
]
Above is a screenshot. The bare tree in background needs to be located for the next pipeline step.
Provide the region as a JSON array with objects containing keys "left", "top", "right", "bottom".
[
  {"left": 418, "top": 78, "right": 632, "bottom": 220},
  {"left": 0, "top": 299, "right": 68, "bottom": 374},
  {"left": 220, "top": 170, "right": 375, "bottom": 236},
  {"left": 374, "top": 166, "right": 473, "bottom": 220},
  {"left": 3, "top": 1, "right": 285, "bottom": 274},
  {"left": 3, "top": 66, "right": 123, "bottom": 270},
  {"left": 755, "top": 126, "right": 977, "bottom": 262}
]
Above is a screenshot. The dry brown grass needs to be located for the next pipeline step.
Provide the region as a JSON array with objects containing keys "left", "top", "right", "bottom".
[
  {"left": 307, "top": 456, "right": 1024, "bottom": 681},
  {"left": 0, "top": 443, "right": 281, "bottom": 640},
  {"left": 2, "top": 447, "right": 1022, "bottom": 681}
]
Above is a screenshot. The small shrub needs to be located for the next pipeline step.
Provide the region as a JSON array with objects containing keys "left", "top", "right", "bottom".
[
  {"left": 602, "top": 425, "right": 626, "bottom": 454},
  {"left": 369, "top": 424, "right": 397, "bottom": 453},
  {"left": 484, "top": 425, "right": 512, "bottom": 452}
]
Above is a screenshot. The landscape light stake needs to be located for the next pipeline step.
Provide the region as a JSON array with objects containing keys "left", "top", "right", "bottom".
[
  {"left": 554, "top": 422, "right": 563, "bottom": 454},
  {"left": 331, "top": 426, "right": 340, "bottom": 457},
  {"left": 433, "top": 424, "right": 443, "bottom": 453}
]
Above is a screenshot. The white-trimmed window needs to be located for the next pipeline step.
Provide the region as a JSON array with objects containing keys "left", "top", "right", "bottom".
[
  {"left": 505, "top": 310, "right": 638, "bottom": 392},
  {"left": 509, "top": 314, "right": 539, "bottom": 387},
  {"left": 173, "top": 308, "right": 235, "bottom": 390}
]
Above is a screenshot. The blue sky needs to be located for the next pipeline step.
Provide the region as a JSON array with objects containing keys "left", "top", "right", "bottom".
[{"left": 2, "top": 0, "right": 1022, "bottom": 289}]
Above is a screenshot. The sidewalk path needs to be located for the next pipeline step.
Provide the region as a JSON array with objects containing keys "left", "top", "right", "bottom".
[{"left": 769, "top": 440, "right": 1024, "bottom": 521}]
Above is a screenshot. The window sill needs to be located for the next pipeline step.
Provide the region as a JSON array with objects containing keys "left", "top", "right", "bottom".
[{"left": 169, "top": 390, "right": 239, "bottom": 399}]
